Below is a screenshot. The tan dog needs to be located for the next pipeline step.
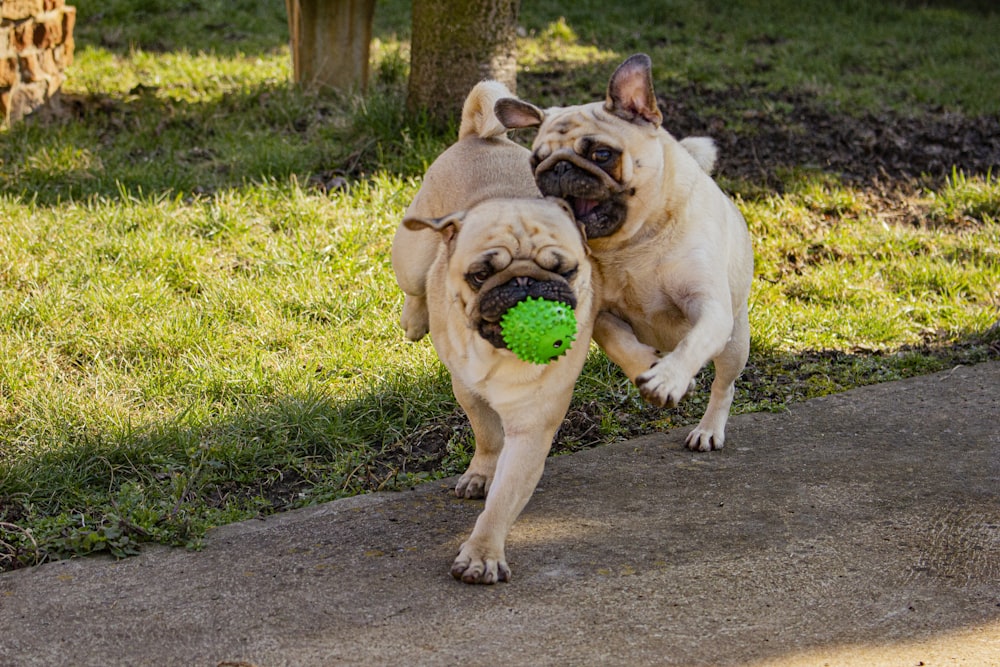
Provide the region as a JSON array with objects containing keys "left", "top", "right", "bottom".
[
  {"left": 393, "top": 84, "right": 598, "bottom": 584},
  {"left": 496, "top": 53, "right": 753, "bottom": 451},
  {"left": 401, "top": 199, "right": 596, "bottom": 584},
  {"left": 392, "top": 81, "right": 540, "bottom": 342}
]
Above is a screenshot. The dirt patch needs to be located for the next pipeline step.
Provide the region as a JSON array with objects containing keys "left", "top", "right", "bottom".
[{"left": 654, "top": 84, "right": 1000, "bottom": 190}]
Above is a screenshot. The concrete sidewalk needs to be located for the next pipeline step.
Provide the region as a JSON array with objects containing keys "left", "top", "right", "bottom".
[{"left": 1, "top": 362, "right": 998, "bottom": 667}]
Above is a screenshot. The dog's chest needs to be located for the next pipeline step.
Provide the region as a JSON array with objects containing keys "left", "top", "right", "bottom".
[
  {"left": 595, "top": 255, "right": 691, "bottom": 347},
  {"left": 600, "top": 259, "right": 682, "bottom": 314}
]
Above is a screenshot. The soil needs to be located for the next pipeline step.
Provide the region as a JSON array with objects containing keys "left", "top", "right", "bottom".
[{"left": 657, "top": 84, "right": 1000, "bottom": 190}]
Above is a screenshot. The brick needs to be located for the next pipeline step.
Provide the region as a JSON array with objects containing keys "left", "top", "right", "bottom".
[
  {"left": 53, "top": 36, "right": 72, "bottom": 68},
  {"left": 38, "top": 44, "right": 57, "bottom": 74},
  {"left": 2, "top": 0, "right": 46, "bottom": 21},
  {"left": 43, "top": 64, "right": 61, "bottom": 91},
  {"left": 6, "top": 78, "right": 47, "bottom": 122},
  {"left": 0, "top": 55, "right": 17, "bottom": 87},
  {"left": 12, "top": 19, "right": 33, "bottom": 52},
  {"left": 1, "top": 88, "right": 12, "bottom": 126},
  {"left": 0, "top": 2, "right": 74, "bottom": 126},
  {"left": 18, "top": 51, "right": 41, "bottom": 82},
  {"left": 33, "top": 13, "right": 63, "bottom": 49},
  {"left": 0, "top": 24, "right": 11, "bottom": 55}
]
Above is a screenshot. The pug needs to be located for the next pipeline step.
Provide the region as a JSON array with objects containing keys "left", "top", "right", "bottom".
[
  {"left": 401, "top": 198, "right": 596, "bottom": 584},
  {"left": 496, "top": 53, "right": 754, "bottom": 452},
  {"left": 392, "top": 80, "right": 540, "bottom": 342},
  {"left": 392, "top": 82, "right": 597, "bottom": 584}
]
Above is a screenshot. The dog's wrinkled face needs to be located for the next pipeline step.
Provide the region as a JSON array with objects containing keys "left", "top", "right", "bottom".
[
  {"left": 495, "top": 54, "right": 666, "bottom": 241},
  {"left": 405, "top": 199, "right": 590, "bottom": 350},
  {"left": 456, "top": 200, "right": 585, "bottom": 349},
  {"left": 528, "top": 105, "right": 663, "bottom": 239}
]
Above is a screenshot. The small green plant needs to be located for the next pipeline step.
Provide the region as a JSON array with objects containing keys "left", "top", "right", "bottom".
[{"left": 927, "top": 169, "right": 1000, "bottom": 225}]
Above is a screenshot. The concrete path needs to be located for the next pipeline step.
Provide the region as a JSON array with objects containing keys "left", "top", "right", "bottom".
[{"left": 2, "top": 362, "right": 998, "bottom": 667}]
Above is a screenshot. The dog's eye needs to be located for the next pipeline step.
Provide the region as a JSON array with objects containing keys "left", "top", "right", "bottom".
[
  {"left": 466, "top": 269, "right": 492, "bottom": 288},
  {"left": 591, "top": 148, "right": 613, "bottom": 163},
  {"left": 560, "top": 267, "right": 578, "bottom": 281}
]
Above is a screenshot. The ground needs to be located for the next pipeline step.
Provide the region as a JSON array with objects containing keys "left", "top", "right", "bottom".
[{"left": 659, "top": 84, "right": 1000, "bottom": 189}]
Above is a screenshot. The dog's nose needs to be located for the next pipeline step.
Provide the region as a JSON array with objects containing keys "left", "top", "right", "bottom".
[
  {"left": 515, "top": 276, "right": 534, "bottom": 288},
  {"left": 552, "top": 161, "right": 572, "bottom": 176}
]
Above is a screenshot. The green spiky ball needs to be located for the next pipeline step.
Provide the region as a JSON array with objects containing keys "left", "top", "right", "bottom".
[{"left": 500, "top": 297, "right": 578, "bottom": 364}]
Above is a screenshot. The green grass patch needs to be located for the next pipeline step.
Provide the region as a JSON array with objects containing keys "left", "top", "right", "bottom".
[
  {"left": 517, "top": 0, "right": 1000, "bottom": 113},
  {"left": 1, "top": 0, "right": 998, "bottom": 569}
]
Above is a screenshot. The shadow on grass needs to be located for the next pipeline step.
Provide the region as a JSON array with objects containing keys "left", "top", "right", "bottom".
[
  {"left": 2, "top": 324, "right": 996, "bottom": 571},
  {"left": 73, "top": 0, "right": 416, "bottom": 59},
  {"left": 0, "top": 83, "right": 415, "bottom": 205},
  {"left": 5, "top": 71, "right": 998, "bottom": 209},
  {"left": 899, "top": 0, "right": 999, "bottom": 12},
  {"left": 0, "top": 366, "right": 462, "bottom": 570}
]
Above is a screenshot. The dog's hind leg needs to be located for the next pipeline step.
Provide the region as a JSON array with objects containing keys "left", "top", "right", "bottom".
[
  {"left": 685, "top": 304, "right": 749, "bottom": 451},
  {"left": 392, "top": 222, "right": 440, "bottom": 341},
  {"left": 399, "top": 295, "right": 430, "bottom": 341}
]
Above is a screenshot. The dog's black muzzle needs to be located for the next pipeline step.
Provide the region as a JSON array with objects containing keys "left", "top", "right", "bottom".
[
  {"left": 477, "top": 277, "right": 577, "bottom": 350},
  {"left": 535, "top": 159, "right": 629, "bottom": 239}
]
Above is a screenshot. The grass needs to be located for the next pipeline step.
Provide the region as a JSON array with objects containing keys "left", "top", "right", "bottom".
[{"left": 1, "top": 0, "right": 999, "bottom": 569}]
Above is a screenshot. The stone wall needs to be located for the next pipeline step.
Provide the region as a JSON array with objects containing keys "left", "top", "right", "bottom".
[{"left": 1, "top": 0, "right": 75, "bottom": 127}]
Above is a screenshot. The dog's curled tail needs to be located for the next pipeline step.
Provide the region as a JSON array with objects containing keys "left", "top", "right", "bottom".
[
  {"left": 679, "top": 136, "right": 718, "bottom": 175},
  {"left": 459, "top": 80, "right": 516, "bottom": 141}
]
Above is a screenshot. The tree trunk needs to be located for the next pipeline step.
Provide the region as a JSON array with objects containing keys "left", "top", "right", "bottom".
[
  {"left": 286, "top": 0, "right": 376, "bottom": 92},
  {"left": 407, "top": 0, "right": 520, "bottom": 127}
]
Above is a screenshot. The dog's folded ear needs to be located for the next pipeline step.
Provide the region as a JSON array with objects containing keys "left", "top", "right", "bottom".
[
  {"left": 605, "top": 53, "right": 662, "bottom": 127},
  {"left": 402, "top": 212, "right": 464, "bottom": 244},
  {"left": 494, "top": 98, "right": 545, "bottom": 130}
]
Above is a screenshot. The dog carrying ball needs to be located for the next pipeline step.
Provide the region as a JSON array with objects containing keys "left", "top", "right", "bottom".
[{"left": 500, "top": 297, "right": 578, "bottom": 364}]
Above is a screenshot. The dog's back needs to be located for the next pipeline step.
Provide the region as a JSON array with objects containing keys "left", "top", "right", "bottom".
[
  {"left": 393, "top": 81, "right": 540, "bottom": 341},
  {"left": 408, "top": 82, "right": 539, "bottom": 219}
]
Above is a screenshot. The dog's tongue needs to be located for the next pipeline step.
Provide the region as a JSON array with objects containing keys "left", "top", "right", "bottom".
[{"left": 570, "top": 197, "right": 599, "bottom": 218}]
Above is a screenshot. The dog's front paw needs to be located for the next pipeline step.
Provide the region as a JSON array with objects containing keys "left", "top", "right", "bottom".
[
  {"left": 451, "top": 542, "right": 510, "bottom": 585},
  {"left": 683, "top": 401, "right": 730, "bottom": 451},
  {"left": 636, "top": 357, "right": 695, "bottom": 408}
]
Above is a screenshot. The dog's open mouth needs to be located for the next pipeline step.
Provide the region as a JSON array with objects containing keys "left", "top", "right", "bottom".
[
  {"left": 535, "top": 161, "right": 629, "bottom": 239},
  {"left": 567, "top": 196, "right": 601, "bottom": 219},
  {"left": 477, "top": 297, "right": 576, "bottom": 351},
  {"left": 560, "top": 194, "right": 629, "bottom": 239}
]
